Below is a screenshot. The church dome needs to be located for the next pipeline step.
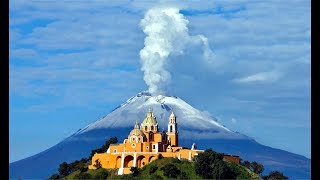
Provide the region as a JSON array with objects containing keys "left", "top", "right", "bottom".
[
  {"left": 129, "top": 128, "right": 145, "bottom": 136},
  {"left": 129, "top": 121, "right": 145, "bottom": 137},
  {"left": 141, "top": 110, "right": 158, "bottom": 126}
]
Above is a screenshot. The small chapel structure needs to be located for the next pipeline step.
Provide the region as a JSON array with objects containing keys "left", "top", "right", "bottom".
[{"left": 88, "top": 109, "right": 204, "bottom": 175}]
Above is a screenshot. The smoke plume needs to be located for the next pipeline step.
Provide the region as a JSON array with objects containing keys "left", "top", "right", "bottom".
[{"left": 140, "top": 7, "right": 214, "bottom": 94}]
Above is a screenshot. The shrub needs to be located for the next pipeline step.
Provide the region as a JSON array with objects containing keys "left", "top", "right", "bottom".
[
  {"left": 172, "top": 158, "right": 181, "bottom": 164},
  {"left": 58, "top": 162, "right": 71, "bottom": 176},
  {"left": 149, "top": 165, "right": 158, "bottom": 174},
  {"left": 93, "top": 168, "right": 109, "bottom": 179},
  {"left": 250, "top": 161, "right": 264, "bottom": 174},
  {"left": 158, "top": 154, "right": 164, "bottom": 159},
  {"left": 130, "top": 167, "right": 140, "bottom": 176},
  {"left": 161, "top": 163, "right": 181, "bottom": 178},
  {"left": 263, "top": 171, "right": 288, "bottom": 180}
]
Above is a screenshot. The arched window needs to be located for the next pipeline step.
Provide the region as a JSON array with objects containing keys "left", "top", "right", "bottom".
[
  {"left": 151, "top": 126, "right": 154, "bottom": 131},
  {"left": 150, "top": 132, "right": 154, "bottom": 141},
  {"left": 161, "top": 133, "right": 166, "bottom": 142},
  {"left": 170, "top": 125, "right": 172, "bottom": 132},
  {"left": 145, "top": 126, "right": 147, "bottom": 131}
]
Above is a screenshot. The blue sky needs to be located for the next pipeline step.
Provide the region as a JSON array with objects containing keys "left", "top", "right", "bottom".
[{"left": 9, "top": 0, "right": 310, "bottom": 163}]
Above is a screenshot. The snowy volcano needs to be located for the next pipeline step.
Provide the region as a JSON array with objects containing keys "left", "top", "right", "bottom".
[
  {"left": 77, "top": 91, "right": 246, "bottom": 140},
  {"left": 9, "top": 91, "right": 310, "bottom": 179}
]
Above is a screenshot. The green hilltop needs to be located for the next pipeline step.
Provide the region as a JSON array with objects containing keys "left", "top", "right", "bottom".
[{"left": 49, "top": 137, "right": 288, "bottom": 180}]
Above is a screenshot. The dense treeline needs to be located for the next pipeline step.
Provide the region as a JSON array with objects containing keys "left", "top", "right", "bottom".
[{"left": 49, "top": 137, "right": 117, "bottom": 179}]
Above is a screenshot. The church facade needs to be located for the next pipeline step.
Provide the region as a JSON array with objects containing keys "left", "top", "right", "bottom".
[{"left": 88, "top": 109, "right": 203, "bottom": 175}]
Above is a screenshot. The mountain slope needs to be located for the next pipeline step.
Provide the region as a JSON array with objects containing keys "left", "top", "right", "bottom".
[{"left": 9, "top": 92, "right": 310, "bottom": 179}]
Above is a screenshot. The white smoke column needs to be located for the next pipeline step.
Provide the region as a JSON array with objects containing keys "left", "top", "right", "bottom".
[{"left": 140, "top": 7, "right": 214, "bottom": 94}]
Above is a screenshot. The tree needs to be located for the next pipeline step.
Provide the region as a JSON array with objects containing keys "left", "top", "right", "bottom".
[
  {"left": 130, "top": 167, "right": 140, "bottom": 176},
  {"left": 242, "top": 160, "right": 251, "bottom": 169},
  {"left": 194, "top": 149, "right": 235, "bottom": 179},
  {"left": 212, "top": 159, "right": 236, "bottom": 179},
  {"left": 90, "top": 137, "right": 118, "bottom": 158},
  {"left": 90, "top": 149, "right": 99, "bottom": 158},
  {"left": 93, "top": 159, "right": 102, "bottom": 169},
  {"left": 250, "top": 161, "right": 264, "bottom": 174},
  {"left": 79, "top": 165, "right": 88, "bottom": 173},
  {"left": 69, "top": 160, "right": 80, "bottom": 173},
  {"left": 60, "top": 159, "right": 87, "bottom": 174},
  {"left": 58, "top": 162, "right": 71, "bottom": 176},
  {"left": 161, "top": 163, "right": 181, "bottom": 178},
  {"left": 48, "top": 174, "right": 60, "bottom": 180},
  {"left": 263, "top": 171, "right": 288, "bottom": 180},
  {"left": 194, "top": 149, "right": 222, "bottom": 179}
]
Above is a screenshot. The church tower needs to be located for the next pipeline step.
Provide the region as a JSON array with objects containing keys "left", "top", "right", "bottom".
[
  {"left": 167, "top": 111, "right": 178, "bottom": 146},
  {"left": 141, "top": 108, "right": 159, "bottom": 142}
]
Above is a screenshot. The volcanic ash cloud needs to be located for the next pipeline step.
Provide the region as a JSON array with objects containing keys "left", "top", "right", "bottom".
[{"left": 139, "top": 7, "right": 215, "bottom": 95}]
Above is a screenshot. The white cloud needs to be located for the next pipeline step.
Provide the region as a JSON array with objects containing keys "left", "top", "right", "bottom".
[{"left": 233, "top": 71, "right": 282, "bottom": 84}]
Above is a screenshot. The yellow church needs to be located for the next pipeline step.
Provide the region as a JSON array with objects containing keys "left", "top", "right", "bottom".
[{"left": 88, "top": 109, "right": 204, "bottom": 175}]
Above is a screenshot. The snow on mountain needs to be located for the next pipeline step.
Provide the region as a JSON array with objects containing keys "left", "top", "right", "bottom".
[
  {"left": 9, "top": 91, "right": 310, "bottom": 179},
  {"left": 78, "top": 91, "right": 236, "bottom": 136}
]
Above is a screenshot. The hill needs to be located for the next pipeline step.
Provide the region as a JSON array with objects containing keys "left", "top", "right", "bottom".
[{"left": 60, "top": 156, "right": 259, "bottom": 180}]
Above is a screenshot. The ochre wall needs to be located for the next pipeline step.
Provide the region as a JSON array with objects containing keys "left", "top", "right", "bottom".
[
  {"left": 89, "top": 149, "right": 203, "bottom": 171},
  {"left": 168, "top": 134, "right": 178, "bottom": 146}
]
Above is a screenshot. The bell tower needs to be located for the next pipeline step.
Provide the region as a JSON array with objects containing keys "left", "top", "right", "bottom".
[{"left": 167, "top": 111, "right": 178, "bottom": 146}]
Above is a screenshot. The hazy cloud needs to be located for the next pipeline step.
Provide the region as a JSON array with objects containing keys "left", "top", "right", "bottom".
[{"left": 233, "top": 71, "right": 282, "bottom": 83}]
